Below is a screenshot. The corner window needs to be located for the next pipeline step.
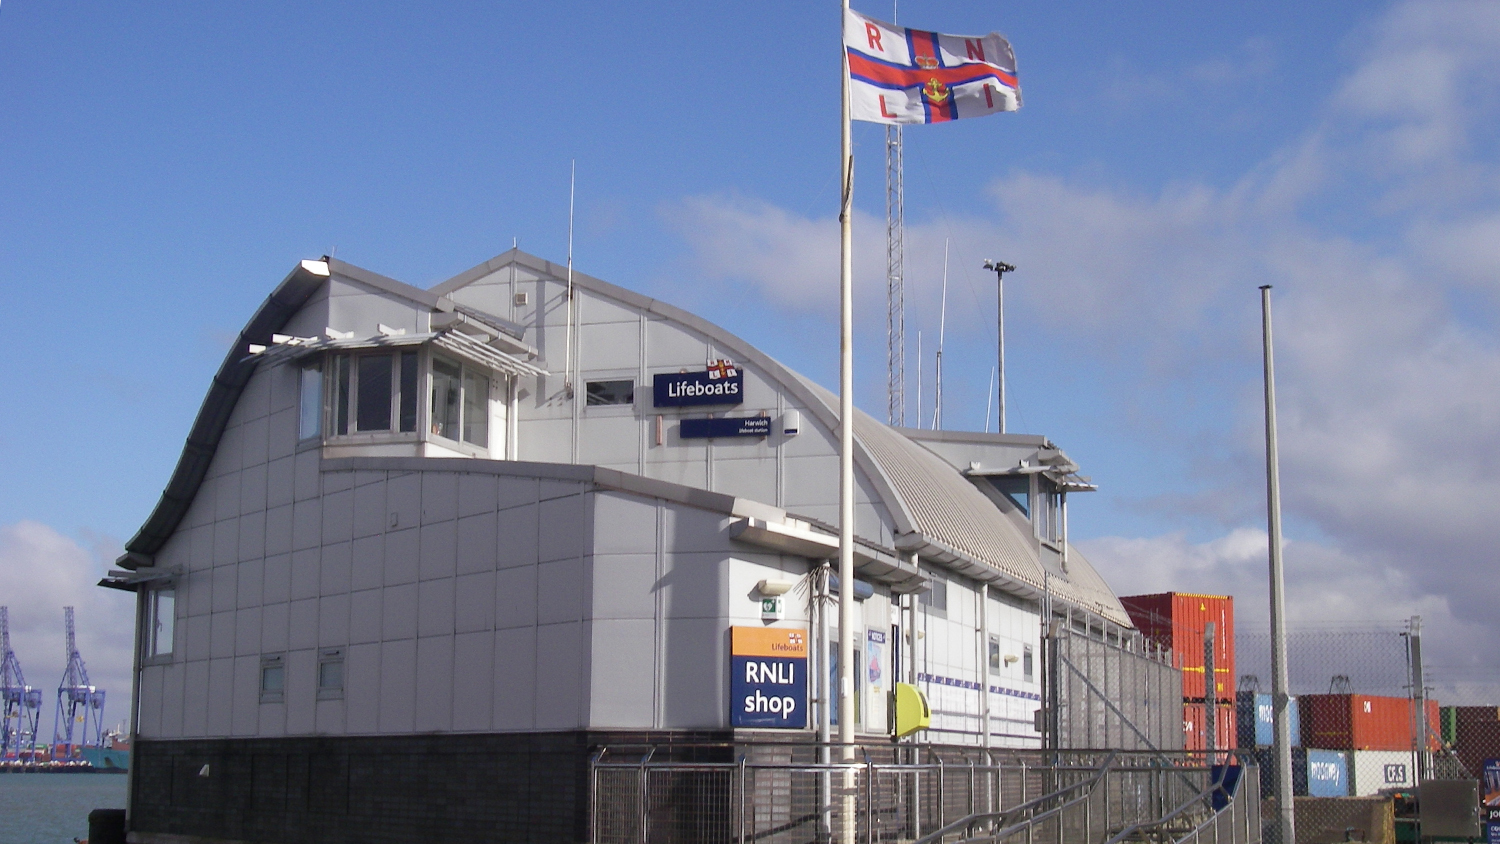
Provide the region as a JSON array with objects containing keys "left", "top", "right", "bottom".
[
  {"left": 317, "top": 648, "right": 344, "bottom": 700},
  {"left": 586, "top": 379, "right": 635, "bottom": 406},
  {"left": 1034, "top": 488, "right": 1062, "bottom": 545},
  {"left": 148, "top": 588, "right": 175, "bottom": 657},
  {"left": 327, "top": 351, "right": 418, "bottom": 436},
  {"left": 430, "top": 355, "right": 489, "bottom": 447},
  {"left": 298, "top": 363, "right": 322, "bottom": 440},
  {"left": 260, "top": 655, "right": 285, "bottom": 704},
  {"left": 917, "top": 577, "right": 947, "bottom": 613}
]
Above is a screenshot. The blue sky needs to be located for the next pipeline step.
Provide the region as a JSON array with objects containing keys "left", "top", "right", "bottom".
[{"left": 3, "top": 1, "right": 1498, "bottom": 703}]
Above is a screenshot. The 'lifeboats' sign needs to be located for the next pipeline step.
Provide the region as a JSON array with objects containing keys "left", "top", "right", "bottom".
[
  {"left": 730, "top": 627, "right": 808, "bottom": 729},
  {"left": 653, "top": 364, "right": 744, "bottom": 408}
]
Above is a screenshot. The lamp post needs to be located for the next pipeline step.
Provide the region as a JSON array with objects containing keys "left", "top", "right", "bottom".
[{"left": 982, "top": 260, "right": 1016, "bottom": 434}]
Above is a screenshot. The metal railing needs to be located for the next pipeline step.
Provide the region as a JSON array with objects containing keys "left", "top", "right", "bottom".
[{"left": 590, "top": 745, "right": 1261, "bottom": 844}]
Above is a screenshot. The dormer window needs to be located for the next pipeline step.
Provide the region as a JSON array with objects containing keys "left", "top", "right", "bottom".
[
  {"left": 328, "top": 351, "right": 420, "bottom": 435},
  {"left": 430, "top": 355, "right": 488, "bottom": 447}
]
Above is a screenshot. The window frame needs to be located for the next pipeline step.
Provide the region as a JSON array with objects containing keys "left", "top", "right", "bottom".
[
  {"left": 316, "top": 648, "right": 345, "bottom": 701},
  {"left": 259, "top": 654, "right": 286, "bottom": 704},
  {"left": 146, "top": 587, "right": 175, "bottom": 660},
  {"left": 324, "top": 350, "right": 421, "bottom": 441},
  {"left": 427, "top": 353, "right": 492, "bottom": 451}
]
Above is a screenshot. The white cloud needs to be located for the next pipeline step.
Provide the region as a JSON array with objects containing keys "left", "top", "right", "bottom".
[
  {"left": 660, "top": 0, "right": 1500, "bottom": 691},
  {"left": 0, "top": 521, "right": 135, "bottom": 737}
]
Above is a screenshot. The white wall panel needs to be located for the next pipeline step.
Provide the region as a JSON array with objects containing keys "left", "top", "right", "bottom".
[
  {"left": 350, "top": 535, "right": 382, "bottom": 591},
  {"left": 534, "top": 622, "right": 585, "bottom": 730},
  {"left": 345, "top": 642, "right": 381, "bottom": 733},
  {"left": 349, "top": 589, "right": 381, "bottom": 645},
  {"left": 289, "top": 548, "right": 318, "bottom": 601},
  {"left": 493, "top": 626, "right": 537, "bottom": 730},
  {"left": 454, "top": 571, "right": 496, "bottom": 633},
  {"left": 377, "top": 639, "right": 416, "bottom": 733},
  {"left": 320, "top": 542, "right": 352, "bottom": 595},
  {"left": 414, "top": 635, "right": 455, "bottom": 732},
  {"left": 452, "top": 631, "right": 495, "bottom": 731},
  {"left": 418, "top": 521, "right": 457, "bottom": 580},
  {"left": 417, "top": 578, "right": 455, "bottom": 637}
]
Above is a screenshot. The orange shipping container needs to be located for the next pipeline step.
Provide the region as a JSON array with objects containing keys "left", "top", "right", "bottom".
[
  {"left": 1299, "top": 694, "right": 1440, "bottom": 751},
  {"left": 1121, "top": 593, "right": 1236, "bottom": 702},
  {"left": 1183, "top": 702, "right": 1237, "bottom": 752}
]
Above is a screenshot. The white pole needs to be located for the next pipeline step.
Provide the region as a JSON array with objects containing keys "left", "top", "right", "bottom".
[
  {"left": 565, "top": 160, "right": 576, "bottom": 394},
  {"left": 1261, "top": 285, "right": 1296, "bottom": 844},
  {"left": 837, "top": 3, "right": 858, "bottom": 840},
  {"left": 914, "top": 330, "right": 922, "bottom": 429},
  {"left": 933, "top": 239, "right": 948, "bottom": 430},
  {"left": 984, "top": 366, "right": 995, "bottom": 433}
]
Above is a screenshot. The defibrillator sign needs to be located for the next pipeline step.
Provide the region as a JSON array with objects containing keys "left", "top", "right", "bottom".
[{"left": 730, "top": 627, "right": 808, "bottom": 729}]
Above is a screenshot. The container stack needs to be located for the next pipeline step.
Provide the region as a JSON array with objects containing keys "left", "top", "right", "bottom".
[
  {"left": 1235, "top": 691, "right": 1351, "bottom": 798},
  {"left": 1440, "top": 706, "right": 1500, "bottom": 779},
  {"left": 1299, "top": 693, "right": 1440, "bottom": 796},
  {"left": 1120, "top": 592, "right": 1236, "bottom": 752}
]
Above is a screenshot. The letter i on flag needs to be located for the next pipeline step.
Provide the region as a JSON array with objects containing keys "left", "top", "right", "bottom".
[{"left": 844, "top": 8, "right": 1021, "bottom": 124}]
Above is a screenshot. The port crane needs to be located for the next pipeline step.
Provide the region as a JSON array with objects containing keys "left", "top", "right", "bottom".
[
  {"left": 52, "top": 606, "right": 105, "bottom": 758},
  {"left": 1, "top": 607, "right": 43, "bottom": 759}
]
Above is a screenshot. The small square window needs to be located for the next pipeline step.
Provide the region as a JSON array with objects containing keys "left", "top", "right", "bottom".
[
  {"left": 317, "top": 649, "right": 344, "bottom": 700},
  {"left": 917, "top": 577, "right": 947, "bottom": 613},
  {"left": 586, "top": 380, "right": 635, "bottom": 406},
  {"left": 260, "top": 655, "right": 285, "bottom": 703}
]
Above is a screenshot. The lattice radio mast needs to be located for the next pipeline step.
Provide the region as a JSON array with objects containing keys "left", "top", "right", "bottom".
[{"left": 885, "top": 126, "right": 905, "bottom": 426}]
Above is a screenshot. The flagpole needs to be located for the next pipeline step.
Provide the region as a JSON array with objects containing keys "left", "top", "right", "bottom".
[{"left": 837, "top": 0, "right": 858, "bottom": 838}]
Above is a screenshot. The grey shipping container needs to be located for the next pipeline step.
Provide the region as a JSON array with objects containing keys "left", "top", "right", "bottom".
[{"left": 1236, "top": 691, "right": 1300, "bottom": 748}]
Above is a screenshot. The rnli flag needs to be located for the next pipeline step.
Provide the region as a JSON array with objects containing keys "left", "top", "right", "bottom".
[{"left": 844, "top": 8, "right": 1020, "bottom": 125}]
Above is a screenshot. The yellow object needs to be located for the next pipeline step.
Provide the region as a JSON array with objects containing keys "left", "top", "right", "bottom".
[{"left": 893, "top": 683, "right": 930, "bottom": 738}]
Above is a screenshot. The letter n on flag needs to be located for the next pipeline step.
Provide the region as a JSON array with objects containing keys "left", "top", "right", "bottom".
[{"left": 844, "top": 8, "right": 1021, "bottom": 125}]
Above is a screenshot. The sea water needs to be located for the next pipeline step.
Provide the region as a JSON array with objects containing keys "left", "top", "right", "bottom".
[{"left": 0, "top": 775, "right": 127, "bottom": 844}]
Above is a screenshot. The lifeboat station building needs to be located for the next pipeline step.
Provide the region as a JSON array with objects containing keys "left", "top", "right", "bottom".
[{"left": 104, "top": 250, "right": 1178, "bottom": 843}]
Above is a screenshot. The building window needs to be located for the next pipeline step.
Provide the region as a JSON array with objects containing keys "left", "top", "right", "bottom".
[
  {"left": 317, "top": 649, "right": 344, "bottom": 700},
  {"left": 586, "top": 379, "right": 635, "bottom": 406},
  {"left": 260, "top": 655, "right": 285, "bottom": 703},
  {"left": 327, "top": 351, "right": 419, "bottom": 437},
  {"left": 1034, "top": 488, "right": 1062, "bottom": 545},
  {"left": 431, "top": 355, "right": 488, "bottom": 447},
  {"left": 148, "top": 588, "right": 175, "bottom": 657},
  {"left": 917, "top": 577, "right": 947, "bottom": 612},
  {"left": 988, "top": 636, "right": 1001, "bottom": 671},
  {"left": 1023, "top": 644, "right": 1034, "bottom": 682},
  {"left": 989, "top": 476, "right": 1030, "bottom": 515},
  {"left": 298, "top": 362, "right": 322, "bottom": 440}
]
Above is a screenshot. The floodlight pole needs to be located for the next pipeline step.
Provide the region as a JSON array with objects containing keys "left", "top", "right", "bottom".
[
  {"left": 1261, "top": 285, "right": 1295, "bottom": 844},
  {"left": 984, "top": 260, "right": 1016, "bottom": 434}
]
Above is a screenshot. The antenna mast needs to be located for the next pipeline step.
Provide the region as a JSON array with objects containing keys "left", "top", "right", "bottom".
[
  {"left": 885, "top": 125, "right": 905, "bottom": 426},
  {"left": 932, "top": 239, "right": 949, "bottom": 430}
]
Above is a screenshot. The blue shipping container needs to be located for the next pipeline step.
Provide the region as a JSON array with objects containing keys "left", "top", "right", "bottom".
[
  {"left": 1237, "top": 692, "right": 1301, "bottom": 748},
  {"left": 1254, "top": 748, "right": 1309, "bottom": 797},
  {"left": 1306, "top": 749, "right": 1349, "bottom": 797}
]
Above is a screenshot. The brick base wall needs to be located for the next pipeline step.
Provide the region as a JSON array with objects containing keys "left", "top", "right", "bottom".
[{"left": 129, "top": 730, "right": 730, "bottom": 844}]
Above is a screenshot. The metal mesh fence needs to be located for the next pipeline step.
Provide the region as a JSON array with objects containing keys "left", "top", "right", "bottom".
[
  {"left": 592, "top": 746, "right": 1260, "bottom": 844},
  {"left": 1236, "top": 620, "right": 1497, "bottom": 843}
]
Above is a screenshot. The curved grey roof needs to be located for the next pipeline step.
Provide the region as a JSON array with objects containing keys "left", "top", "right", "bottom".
[{"left": 122, "top": 248, "right": 1131, "bottom": 628}]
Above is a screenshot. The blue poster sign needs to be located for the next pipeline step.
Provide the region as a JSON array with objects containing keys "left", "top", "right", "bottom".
[
  {"left": 653, "top": 369, "right": 744, "bottom": 407},
  {"left": 1484, "top": 759, "right": 1500, "bottom": 843},
  {"left": 680, "top": 416, "right": 770, "bottom": 439},
  {"left": 730, "top": 627, "right": 807, "bottom": 729}
]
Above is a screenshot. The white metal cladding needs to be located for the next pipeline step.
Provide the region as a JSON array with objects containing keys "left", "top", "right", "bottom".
[{"left": 789, "top": 375, "right": 1129, "bottom": 626}]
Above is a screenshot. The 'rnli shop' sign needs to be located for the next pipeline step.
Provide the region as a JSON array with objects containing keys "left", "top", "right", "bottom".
[
  {"left": 730, "top": 627, "right": 808, "bottom": 729},
  {"left": 653, "top": 360, "right": 744, "bottom": 408}
]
